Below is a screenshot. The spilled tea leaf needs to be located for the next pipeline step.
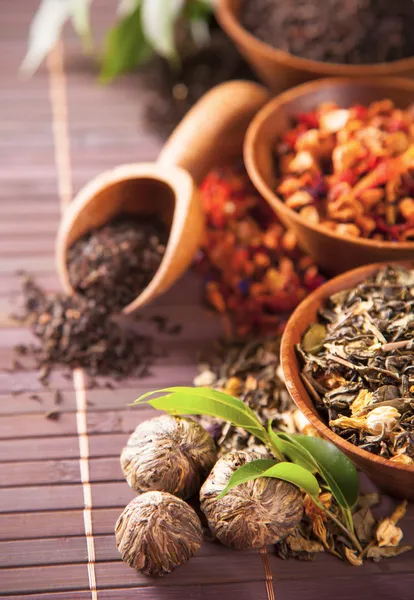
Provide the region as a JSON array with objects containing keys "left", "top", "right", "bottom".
[
  {"left": 302, "top": 324, "right": 327, "bottom": 354},
  {"left": 367, "top": 545, "right": 412, "bottom": 561}
]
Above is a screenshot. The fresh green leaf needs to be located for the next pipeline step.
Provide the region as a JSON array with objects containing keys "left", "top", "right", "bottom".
[
  {"left": 70, "top": 0, "right": 93, "bottom": 52},
  {"left": 141, "top": 0, "right": 184, "bottom": 61},
  {"left": 218, "top": 459, "right": 320, "bottom": 499},
  {"left": 134, "top": 386, "right": 268, "bottom": 444},
  {"left": 291, "top": 434, "right": 359, "bottom": 508},
  {"left": 216, "top": 459, "right": 277, "bottom": 498},
  {"left": 269, "top": 427, "right": 318, "bottom": 473},
  {"left": 185, "top": 0, "right": 214, "bottom": 21},
  {"left": 21, "top": 0, "right": 72, "bottom": 75},
  {"left": 100, "top": 4, "right": 153, "bottom": 83}
]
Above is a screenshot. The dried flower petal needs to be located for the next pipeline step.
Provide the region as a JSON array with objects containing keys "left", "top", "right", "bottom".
[
  {"left": 376, "top": 518, "right": 403, "bottom": 547},
  {"left": 351, "top": 389, "right": 373, "bottom": 415},
  {"left": 366, "top": 406, "right": 400, "bottom": 435},
  {"left": 329, "top": 415, "right": 367, "bottom": 431},
  {"left": 344, "top": 547, "right": 363, "bottom": 567},
  {"left": 390, "top": 500, "right": 408, "bottom": 525}
]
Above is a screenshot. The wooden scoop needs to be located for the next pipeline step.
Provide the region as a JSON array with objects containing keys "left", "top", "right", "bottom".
[{"left": 56, "top": 80, "right": 270, "bottom": 313}]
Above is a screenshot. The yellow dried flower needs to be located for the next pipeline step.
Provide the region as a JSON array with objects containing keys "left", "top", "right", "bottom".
[
  {"left": 366, "top": 406, "right": 400, "bottom": 435},
  {"left": 224, "top": 376, "right": 243, "bottom": 397},
  {"left": 319, "top": 492, "right": 332, "bottom": 509},
  {"left": 390, "top": 500, "right": 407, "bottom": 526},
  {"left": 329, "top": 415, "right": 367, "bottom": 431},
  {"left": 376, "top": 519, "right": 403, "bottom": 548},
  {"left": 312, "top": 514, "right": 329, "bottom": 548},
  {"left": 351, "top": 389, "right": 373, "bottom": 415},
  {"left": 344, "top": 547, "right": 363, "bottom": 567}
]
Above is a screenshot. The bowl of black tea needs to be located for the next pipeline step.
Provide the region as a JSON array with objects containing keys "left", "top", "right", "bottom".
[{"left": 281, "top": 262, "right": 414, "bottom": 501}]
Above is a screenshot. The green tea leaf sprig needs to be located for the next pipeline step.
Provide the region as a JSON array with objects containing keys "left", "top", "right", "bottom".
[
  {"left": 134, "top": 385, "right": 362, "bottom": 552},
  {"left": 22, "top": 0, "right": 215, "bottom": 81}
]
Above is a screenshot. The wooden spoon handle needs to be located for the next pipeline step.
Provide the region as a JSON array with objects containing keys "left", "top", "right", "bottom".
[{"left": 158, "top": 80, "right": 270, "bottom": 184}]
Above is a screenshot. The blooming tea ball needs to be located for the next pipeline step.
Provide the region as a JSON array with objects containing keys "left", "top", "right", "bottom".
[
  {"left": 115, "top": 491, "right": 203, "bottom": 576},
  {"left": 121, "top": 415, "right": 217, "bottom": 499},
  {"left": 200, "top": 450, "right": 303, "bottom": 550}
]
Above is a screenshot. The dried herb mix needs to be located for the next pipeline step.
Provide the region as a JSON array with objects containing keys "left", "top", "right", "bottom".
[
  {"left": 275, "top": 99, "right": 414, "bottom": 242},
  {"left": 67, "top": 214, "right": 168, "bottom": 312},
  {"left": 299, "top": 265, "right": 414, "bottom": 464},
  {"left": 194, "top": 336, "right": 316, "bottom": 454},
  {"left": 196, "top": 164, "right": 324, "bottom": 335},
  {"left": 240, "top": 0, "right": 414, "bottom": 65}
]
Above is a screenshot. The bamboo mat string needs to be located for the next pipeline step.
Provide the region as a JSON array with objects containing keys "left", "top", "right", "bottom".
[
  {"left": 221, "top": 315, "right": 276, "bottom": 600},
  {"left": 260, "top": 547, "right": 276, "bottom": 600},
  {"left": 47, "top": 41, "right": 98, "bottom": 600}
]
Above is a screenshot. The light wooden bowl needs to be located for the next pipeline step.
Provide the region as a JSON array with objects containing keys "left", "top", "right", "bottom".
[
  {"left": 217, "top": 0, "right": 414, "bottom": 92},
  {"left": 56, "top": 81, "right": 270, "bottom": 313},
  {"left": 281, "top": 261, "right": 414, "bottom": 500},
  {"left": 244, "top": 77, "right": 414, "bottom": 275}
]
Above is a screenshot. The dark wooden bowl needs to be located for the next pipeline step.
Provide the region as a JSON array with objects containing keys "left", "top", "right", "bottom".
[
  {"left": 217, "top": 0, "right": 414, "bottom": 92},
  {"left": 244, "top": 77, "right": 414, "bottom": 275},
  {"left": 281, "top": 261, "right": 414, "bottom": 500}
]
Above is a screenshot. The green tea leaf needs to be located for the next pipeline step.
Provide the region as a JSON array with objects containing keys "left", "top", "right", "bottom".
[
  {"left": 269, "top": 427, "right": 318, "bottom": 473},
  {"left": 216, "top": 459, "right": 277, "bottom": 498},
  {"left": 141, "top": 0, "right": 184, "bottom": 61},
  {"left": 100, "top": 4, "right": 153, "bottom": 83},
  {"left": 70, "top": 0, "right": 93, "bottom": 52},
  {"left": 291, "top": 434, "right": 359, "bottom": 508},
  {"left": 302, "top": 323, "right": 327, "bottom": 354},
  {"left": 135, "top": 386, "right": 268, "bottom": 444},
  {"left": 21, "top": 0, "right": 72, "bottom": 75},
  {"left": 218, "top": 459, "right": 320, "bottom": 499}
]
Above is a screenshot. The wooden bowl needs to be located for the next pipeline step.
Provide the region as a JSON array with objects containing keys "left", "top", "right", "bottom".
[
  {"left": 56, "top": 81, "right": 270, "bottom": 313},
  {"left": 217, "top": 0, "right": 414, "bottom": 92},
  {"left": 281, "top": 261, "right": 414, "bottom": 500},
  {"left": 244, "top": 77, "right": 414, "bottom": 275}
]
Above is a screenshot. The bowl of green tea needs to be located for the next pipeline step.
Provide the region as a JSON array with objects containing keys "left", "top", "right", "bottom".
[{"left": 281, "top": 262, "right": 414, "bottom": 500}]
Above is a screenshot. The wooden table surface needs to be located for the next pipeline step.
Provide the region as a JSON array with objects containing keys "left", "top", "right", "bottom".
[{"left": 0, "top": 1, "right": 413, "bottom": 598}]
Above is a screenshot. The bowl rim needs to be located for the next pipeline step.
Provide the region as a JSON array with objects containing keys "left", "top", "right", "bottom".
[
  {"left": 217, "top": 0, "right": 414, "bottom": 75},
  {"left": 281, "top": 260, "right": 414, "bottom": 474},
  {"left": 244, "top": 76, "right": 414, "bottom": 252}
]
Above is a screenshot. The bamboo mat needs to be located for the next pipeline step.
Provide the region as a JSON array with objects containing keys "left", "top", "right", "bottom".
[{"left": 0, "top": 1, "right": 413, "bottom": 598}]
